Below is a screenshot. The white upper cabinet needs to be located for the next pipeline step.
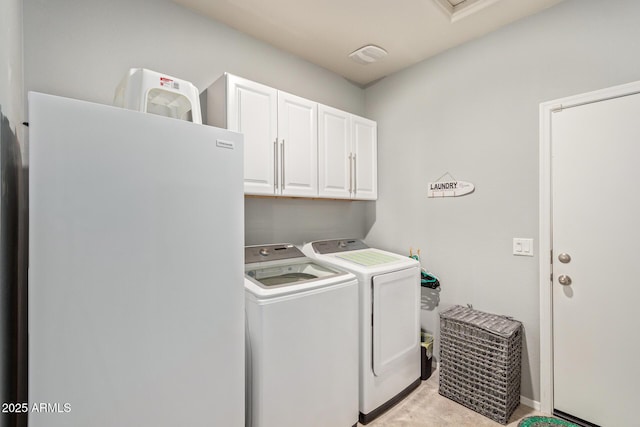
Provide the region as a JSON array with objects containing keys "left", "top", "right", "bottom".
[
  {"left": 318, "top": 105, "right": 352, "bottom": 199},
  {"left": 205, "top": 73, "right": 375, "bottom": 200},
  {"left": 352, "top": 115, "right": 378, "bottom": 200},
  {"left": 318, "top": 105, "right": 378, "bottom": 200},
  {"left": 210, "top": 74, "right": 278, "bottom": 195},
  {"left": 277, "top": 91, "right": 318, "bottom": 197}
]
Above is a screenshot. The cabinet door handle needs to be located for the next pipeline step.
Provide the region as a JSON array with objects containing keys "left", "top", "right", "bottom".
[
  {"left": 273, "top": 139, "right": 278, "bottom": 191},
  {"left": 353, "top": 153, "right": 357, "bottom": 196},
  {"left": 348, "top": 153, "right": 353, "bottom": 194},
  {"left": 281, "top": 139, "right": 285, "bottom": 191}
]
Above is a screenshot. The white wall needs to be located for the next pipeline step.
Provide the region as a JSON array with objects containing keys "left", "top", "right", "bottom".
[
  {"left": 245, "top": 198, "right": 375, "bottom": 246},
  {"left": 22, "top": 0, "right": 364, "bottom": 115},
  {"left": 364, "top": 0, "right": 640, "bottom": 403},
  {"left": 23, "top": 0, "right": 370, "bottom": 246}
]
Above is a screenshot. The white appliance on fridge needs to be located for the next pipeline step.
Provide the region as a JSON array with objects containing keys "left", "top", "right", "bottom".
[{"left": 28, "top": 92, "right": 244, "bottom": 427}]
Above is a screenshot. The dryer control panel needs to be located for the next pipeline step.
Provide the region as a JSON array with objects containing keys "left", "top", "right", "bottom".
[{"left": 311, "top": 239, "right": 369, "bottom": 254}]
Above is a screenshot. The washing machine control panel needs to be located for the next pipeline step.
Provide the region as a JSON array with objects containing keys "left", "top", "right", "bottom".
[
  {"left": 245, "top": 244, "right": 306, "bottom": 264},
  {"left": 312, "top": 239, "right": 369, "bottom": 254}
]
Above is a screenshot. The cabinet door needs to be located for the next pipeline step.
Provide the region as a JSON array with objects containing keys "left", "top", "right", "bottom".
[
  {"left": 318, "top": 105, "right": 352, "bottom": 199},
  {"left": 277, "top": 91, "right": 318, "bottom": 197},
  {"left": 227, "top": 75, "right": 278, "bottom": 195},
  {"left": 352, "top": 115, "right": 378, "bottom": 200}
]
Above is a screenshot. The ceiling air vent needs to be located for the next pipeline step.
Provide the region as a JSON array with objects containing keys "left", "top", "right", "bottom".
[
  {"left": 433, "top": 0, "right": 502, "bottom": 22},
  {"left": 348, "top": 45, "right": 388, "bottom": 65}
]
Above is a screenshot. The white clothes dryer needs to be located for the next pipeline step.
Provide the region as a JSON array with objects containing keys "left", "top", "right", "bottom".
[
  {"left": 244, "top": 244, "right": 359, "bottom": 427},
  {"left": 301, "top": 239, "right": 421, "bottom": 424}
]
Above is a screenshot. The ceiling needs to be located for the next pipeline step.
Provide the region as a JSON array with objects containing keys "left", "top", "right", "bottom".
[{"left": 174, "top": 0, "right": 565, "bottom": 87}]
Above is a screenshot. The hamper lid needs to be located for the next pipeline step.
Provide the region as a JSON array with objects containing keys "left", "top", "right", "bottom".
[{"left": 440, "top": 305, "right": 521, "bottom": 337}]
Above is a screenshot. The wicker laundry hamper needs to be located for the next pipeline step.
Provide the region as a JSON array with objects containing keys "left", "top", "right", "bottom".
[{"left": 439, "top": 305, "right": 523, "bottom": 424}]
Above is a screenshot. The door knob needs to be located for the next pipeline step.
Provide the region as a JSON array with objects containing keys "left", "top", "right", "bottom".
[
  {"left": 558, "top": 275, "right": 572, "bottom": 286},
  {"left": 558, "top": 253, "right": 571, "bottom": 264}
]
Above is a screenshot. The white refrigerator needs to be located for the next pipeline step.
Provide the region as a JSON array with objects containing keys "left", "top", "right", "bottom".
[{"left": 28, "top": 92, "right": 244, "bottom": 426}]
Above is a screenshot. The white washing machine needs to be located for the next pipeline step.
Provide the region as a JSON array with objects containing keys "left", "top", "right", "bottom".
[
  {"left": 244, "top": 244, "right": 359, "bottom": 427},
  {"left": 301, "top": 239, "right": 421, "bottom": 424}
]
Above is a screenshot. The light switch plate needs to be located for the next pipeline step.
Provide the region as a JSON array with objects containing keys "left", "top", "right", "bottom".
[{"left": 513, "top": 238, "right": 534, "bottom": 256}]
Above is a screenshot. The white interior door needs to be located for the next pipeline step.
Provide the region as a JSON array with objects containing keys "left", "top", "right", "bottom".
[{"left": 551, "top": 92, "right": 640, "bottom": 426}]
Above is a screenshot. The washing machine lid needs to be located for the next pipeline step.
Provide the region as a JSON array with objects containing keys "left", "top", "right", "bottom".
[
  {"left": 245, "top": 243, "right": 351, "bottom": 290},
  {"left": 246, "top": 260, "right": 343, "bottom": 288}
]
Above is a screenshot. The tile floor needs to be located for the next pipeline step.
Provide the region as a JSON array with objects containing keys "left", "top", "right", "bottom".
[{"left": 361, "top": 367, "right": 545, "bottom": 427}]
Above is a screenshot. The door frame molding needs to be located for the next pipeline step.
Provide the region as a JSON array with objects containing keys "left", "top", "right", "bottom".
[{"left": 538, "top": 80, "right": 640, "bottom": 414}]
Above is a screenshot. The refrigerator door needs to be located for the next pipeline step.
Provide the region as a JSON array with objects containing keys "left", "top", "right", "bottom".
[{"left": 28, "top": 92, "right": 244, "bottom": 427}]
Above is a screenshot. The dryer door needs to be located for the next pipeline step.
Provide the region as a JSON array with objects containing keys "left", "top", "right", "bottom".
[{"left": 372, "top": 267, "right": 420, "bottom": 376}]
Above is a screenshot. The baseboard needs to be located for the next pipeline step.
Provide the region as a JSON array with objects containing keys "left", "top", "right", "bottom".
[{"left": 520, "top": 395, "right": 541, "bottom": 411}]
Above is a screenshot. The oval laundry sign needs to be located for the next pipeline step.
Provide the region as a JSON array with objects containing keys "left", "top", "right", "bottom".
[{"left": 427, "top": 180, "right": 474, "bottom": 198}]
